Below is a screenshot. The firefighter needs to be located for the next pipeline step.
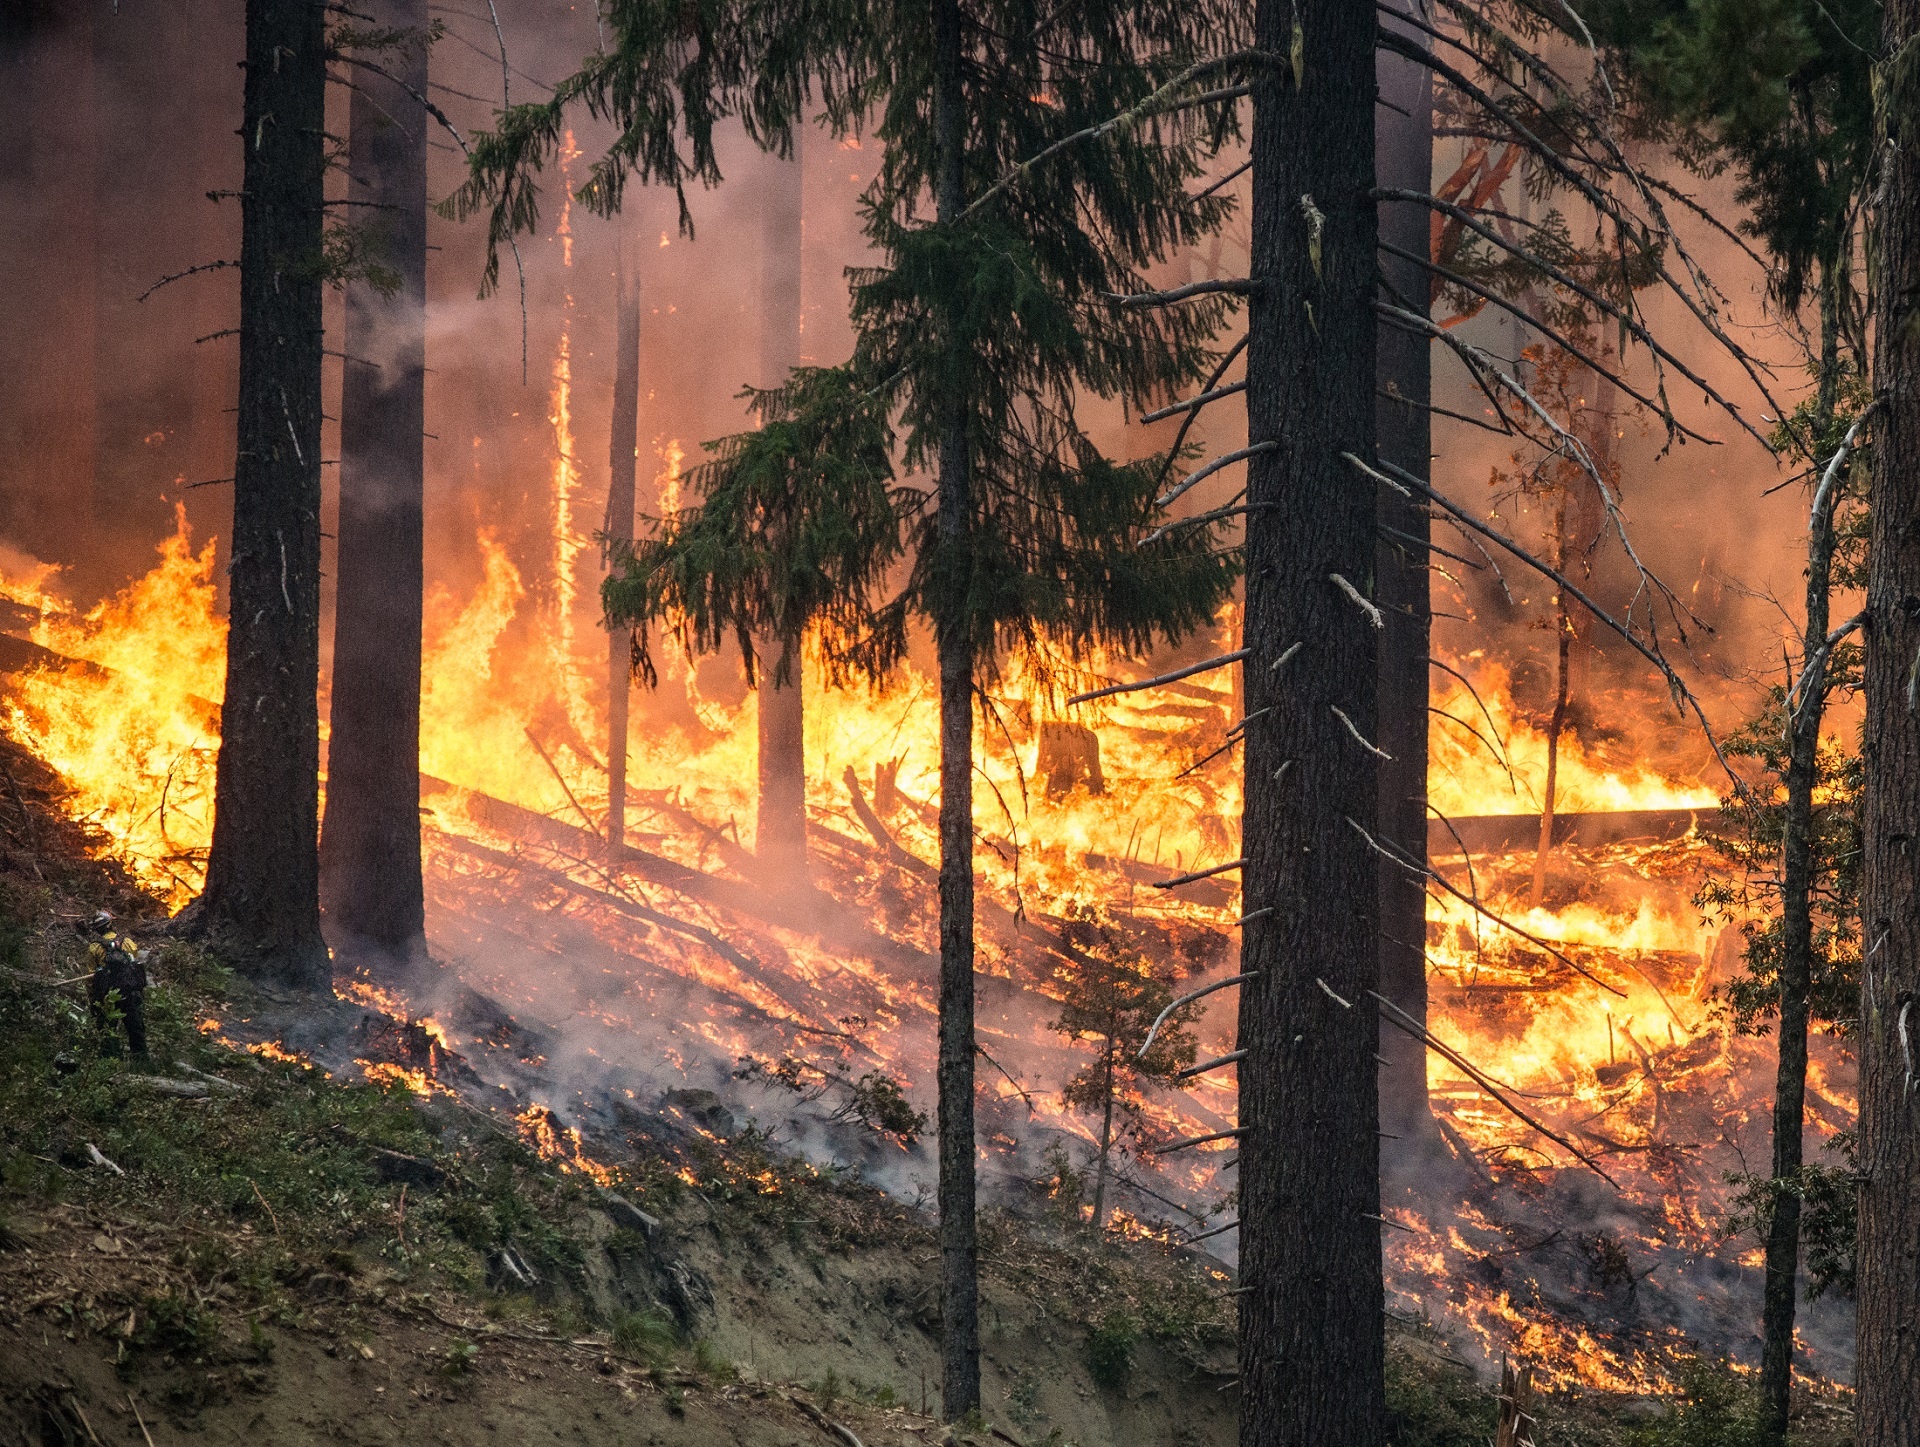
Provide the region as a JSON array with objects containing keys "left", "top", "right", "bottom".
[{"left": 84, "top": 912, "right": 149, "bottom": 1059}]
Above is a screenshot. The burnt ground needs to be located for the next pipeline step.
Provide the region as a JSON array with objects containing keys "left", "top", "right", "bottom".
[{"left": 0, "top": 729, "right": 1855, "bottom": 1447}]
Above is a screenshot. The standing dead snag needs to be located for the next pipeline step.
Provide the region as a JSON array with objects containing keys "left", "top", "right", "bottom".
[{"left": 1237, "top": 2, "right": 1385, "bottom": 1443}]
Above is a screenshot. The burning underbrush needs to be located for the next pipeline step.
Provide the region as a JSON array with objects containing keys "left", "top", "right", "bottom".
[{"left": 0, "top": 517, "right": 1862, "bottom": 1411}]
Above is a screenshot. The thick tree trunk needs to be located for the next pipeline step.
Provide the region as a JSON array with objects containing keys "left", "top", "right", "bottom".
[
  {"left": 930, "top": 0, "right": 979, "bottom": 1419},
  {"left": 757, "top": 137, "right": 808, "bottom": 879},
  {"left": 1859, "top": 3, "right": 1920, "bottom": 1434},
  {"left": 1374, "top": 1, "right": 1434, "bottom": 1149},
  {"left": 320, "top": 0, "right": 429, "bottom": 967},
  {"left": 193, "top": 0, "right": 330, "bottom": 989},
  {"left": 1238, "top": 2, "right": 1384, "bottom": 1443},
  {"left": 1760, "top": 289, "right": 1842, "bottom": 1447},
  {"left": 606, "top": 226, "right": 641, "bottom": 859}
]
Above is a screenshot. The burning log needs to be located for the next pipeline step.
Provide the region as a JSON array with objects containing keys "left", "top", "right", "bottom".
[
  {"left": 842, "top": 765, "right": 935, "bottom": 879},
  {"left": 423, "top": 775, "right": 936, "bottom": 975},
  {"left": 1427, "top": 808, "right": 1704, "bottom": 855}
]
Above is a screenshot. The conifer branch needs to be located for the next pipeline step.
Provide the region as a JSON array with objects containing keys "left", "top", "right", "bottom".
[
  {"left": 962, "top": 51, "right": 1275, "bottom": 221},
  {"left": 136, "top": 260, "right": 238, "bottom": 303}
]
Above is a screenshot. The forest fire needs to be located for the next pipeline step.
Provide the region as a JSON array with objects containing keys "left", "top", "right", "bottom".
[{"left": 0, "top": 499, "right": 1855, "bottom": 1389}]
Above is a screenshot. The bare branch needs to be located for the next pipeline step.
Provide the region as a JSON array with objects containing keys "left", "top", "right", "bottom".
[
  {"left": 1156, "top": 441, "right": 1278, "bottom": 509},
  {"left": 1066, "top": 649, "right": 1249, "bottom": 705},
  {"left": 1344, "top": 814, "right": 1626, "bottom": 996},
  {"left": 1137, "top": 971, "right": 1258, "bottom": 1058},
  {"left": 136, "top": 260, "right": 237, "bottom": 303},
  {"left": 1143, "top": 379, "right": 1246, "bottom": 424},
  {"left": 1109, "top": 277, "right": 1256, "bottom": 309},
  {"left": 1372, "top": 991, "right": 1617, "bottom": 1183},
  {"left": 1152, "top": 858, "right": 1245, "bottom": 889}
]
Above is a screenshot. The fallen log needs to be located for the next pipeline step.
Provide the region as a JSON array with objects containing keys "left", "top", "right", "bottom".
[
  {"left": 842, "top": 766, "right": 935, "bottom": 879},
  {"left": 1427, "top": 808, "right": 1704, "bottom": 856}
]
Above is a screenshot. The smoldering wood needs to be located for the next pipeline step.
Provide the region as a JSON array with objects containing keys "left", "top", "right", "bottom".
[
  {"left": 1372, "top": 991, "right": 1615, "bottom": 1183},
  {"left": 842, "top": 765, "right": 935, "bottom": 880}
]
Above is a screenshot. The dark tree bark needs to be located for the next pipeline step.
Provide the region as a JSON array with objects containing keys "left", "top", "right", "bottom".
[
  {"left": 1758, "top": 287, "right": 1843, "bottom": 1447},
  {"left": 1237, "top": 2, "right": 1384, "bottom": 1443},
  {"left": 606, "top": 225, "right": 641, "bottom": 859},
  {"left": 193, "top": 0, "right": 330, "bottom": 988},
  {"left": 930, "top": 0, "right": 979, "bottom": 1420},
  {"left": 1859, "top": 1, "right": 1920, "bottom": 1433},
  {"left": 1374, "top": 1, "right": 1434, "bottom": 1150},
  {"left": 320, "top": 0, "right": 429, "bottom": 966},
  {"left": 756, "top": 137, "right": 808, "bottom": 881}
]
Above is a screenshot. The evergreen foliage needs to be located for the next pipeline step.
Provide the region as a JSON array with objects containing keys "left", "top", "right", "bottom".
[
  {"left": 1048, "top": 905, "right": 1199, "bottom": 1230},
  {"left": 1585, "top": 0, "right": 1876, "bottom": 317}
]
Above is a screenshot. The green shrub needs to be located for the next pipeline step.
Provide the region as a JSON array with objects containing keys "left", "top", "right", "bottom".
[
  {"left": 1086, "top": 1308, "right": 1138, "bottom": 1391},
  {"left": 1627, "top": 1360, "right": 1762, "bottom": 1447}
]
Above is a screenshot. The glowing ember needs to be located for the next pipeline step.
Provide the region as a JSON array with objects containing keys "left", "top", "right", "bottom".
[{"left": 515, "top": 1105, "right": 617, "bottom": 1187}]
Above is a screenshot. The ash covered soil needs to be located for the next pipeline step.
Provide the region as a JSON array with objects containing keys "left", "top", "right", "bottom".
[
  {"left": 0, "top": 731, "right": 1248, "bottom": 1446},
  {"left": 0, "top": 732, "right": 1854, "bottom": 1447}
]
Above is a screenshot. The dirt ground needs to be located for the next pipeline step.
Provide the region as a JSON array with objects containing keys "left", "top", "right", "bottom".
[{"left": 0, "top": 1189, "right": 1237, "bottom": 1447}]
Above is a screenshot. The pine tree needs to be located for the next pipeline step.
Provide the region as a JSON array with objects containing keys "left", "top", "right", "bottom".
[
  {"left": 755, "top": 140, "right": 808, "bottom": 881},
  {"left": 1048, "top": 907, "right": 1199, "bottom": 1232},
  {"left": 461, "top": 3, "right": 1243, "bottom": 1417},
  {"left": 1233, "top": 4, "right": 1384, "bottom": 1441},
  {"left": 1859, "top": 0, "right": 1920, "bottom": 1432},
  {"left": 188, "top": 0, "right": 331, "bottom": 988},
  {"left": 321, "top": 2, "right": 432, "bottom": 972}
]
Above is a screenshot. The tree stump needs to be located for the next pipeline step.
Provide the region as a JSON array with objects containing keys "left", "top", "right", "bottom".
[{"left": 1037, "top": 721, "right": 1104, "bottom": 798}]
